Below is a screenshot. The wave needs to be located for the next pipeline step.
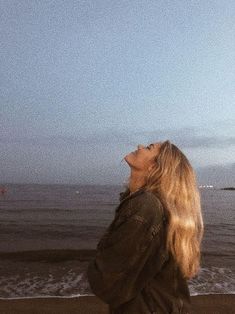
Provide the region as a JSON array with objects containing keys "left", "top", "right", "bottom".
[
  {"left": 0, "top": 249, "right": 96, "bottom": 262},
  {"left": 1, "top": 248, "right": 235, "bottom": 262},
  {"left": 0, "top": 292, "right": 235, "bottom": 300},
  {"left": 201, "top": 250, "right": 235, "bottom": 257}
]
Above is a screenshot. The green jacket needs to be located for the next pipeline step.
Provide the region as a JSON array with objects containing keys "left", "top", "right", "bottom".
[{"left": 87, "top": 187, "right": 192, "bottom": 314}]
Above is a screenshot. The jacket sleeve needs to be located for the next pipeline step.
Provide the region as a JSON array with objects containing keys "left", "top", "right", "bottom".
[{"left": 86, "top": 194, "right": 165, "bottom": 309}]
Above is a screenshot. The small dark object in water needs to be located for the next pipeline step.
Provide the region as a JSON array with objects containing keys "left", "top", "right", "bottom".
[{"left": 0, "top": 186, "right": 7, "bottom": 195}]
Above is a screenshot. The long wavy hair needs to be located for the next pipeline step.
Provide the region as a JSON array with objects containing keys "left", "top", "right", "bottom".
[{"left": 122, "top": 140, "right": 204, "bottom": 280}]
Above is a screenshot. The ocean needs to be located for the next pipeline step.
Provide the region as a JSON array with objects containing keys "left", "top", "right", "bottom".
[{"left": 0, "top": 183, "right": 234, "bottom": 299}]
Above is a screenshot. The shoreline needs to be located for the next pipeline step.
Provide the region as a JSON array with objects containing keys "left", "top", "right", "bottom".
[
  {"left": 0, "top": 294, "right": 234, "bottom": 314},
  {"left": 0, "top": 292, "right": 234, "bottom": 299}
]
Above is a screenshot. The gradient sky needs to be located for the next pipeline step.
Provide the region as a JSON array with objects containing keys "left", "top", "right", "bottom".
[{"left": 1, "top": 0, "right": 235, "bottom": 186}]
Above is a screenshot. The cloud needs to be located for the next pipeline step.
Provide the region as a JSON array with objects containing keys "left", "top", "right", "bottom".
[
  {"left": 211, "top": 118, "right": 235, "bottom": 128},
  {"left": 173, "top": 135, "right": 235, "bottom": 149},
  {"left": 0, "top": 133, "right": 129, "bottom": 146},
  {"left": 196, "top": 162, "right": 235, "bottom": 187},
  {"left": 1, "top": 126, "right": 235, "bottom": 150},
  {"left": 132, "top": 127, "right": 235, "bottom": 149}
]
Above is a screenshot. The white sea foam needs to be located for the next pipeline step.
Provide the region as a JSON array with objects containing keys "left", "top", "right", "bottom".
[
  {"left": 188, "top": 266, "right": 235, "bottom": 295},
  {"left": 0, "top": 266, "right": 234, "bottom": 299}
]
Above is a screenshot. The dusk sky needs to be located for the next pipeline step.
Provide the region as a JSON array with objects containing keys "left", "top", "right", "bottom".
[{"left": 1, "top": 0, "right": 235, "bottom": 187}]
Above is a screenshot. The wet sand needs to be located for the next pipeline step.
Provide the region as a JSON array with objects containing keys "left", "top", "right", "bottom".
[{"left": 0, "top": 294, "right": 234, "bottom": 314}]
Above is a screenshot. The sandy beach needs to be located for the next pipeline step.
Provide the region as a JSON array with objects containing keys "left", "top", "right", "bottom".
[{"left": 0, "top": 294, "right": 234, "bottom": 314}]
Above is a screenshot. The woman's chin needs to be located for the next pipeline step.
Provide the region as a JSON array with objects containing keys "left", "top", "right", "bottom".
[{"left": 124, "top": 154, "right": 134, "bottom": 166}]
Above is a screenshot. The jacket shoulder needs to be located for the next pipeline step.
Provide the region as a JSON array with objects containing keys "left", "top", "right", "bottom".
[{"left": 128, "top": 190, "right": 165, "bottom": 225}]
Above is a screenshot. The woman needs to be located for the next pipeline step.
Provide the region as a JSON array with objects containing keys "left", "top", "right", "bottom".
[{"left": 87, "top": 140, "right": 204, "bottom": 314}]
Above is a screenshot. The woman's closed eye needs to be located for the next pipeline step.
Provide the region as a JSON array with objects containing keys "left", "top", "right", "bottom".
[{"left": 146, "top": 144, "right": 154, "bottom": 150}]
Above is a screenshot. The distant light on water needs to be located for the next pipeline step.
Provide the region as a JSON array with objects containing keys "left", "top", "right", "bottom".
[{"left": 199, "top": 185, "right": 214, "bottom": 189}]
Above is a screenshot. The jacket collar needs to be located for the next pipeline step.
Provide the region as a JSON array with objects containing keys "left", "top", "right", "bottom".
[{"left": 116, "top": 186, "right": 146, "bottom": 214}]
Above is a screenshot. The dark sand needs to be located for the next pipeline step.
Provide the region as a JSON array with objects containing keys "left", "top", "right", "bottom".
[{"left": 0, "top": 294, "right": 234, "bottom": 314}]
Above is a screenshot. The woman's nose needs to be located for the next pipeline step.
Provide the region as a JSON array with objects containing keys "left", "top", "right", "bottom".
[{"left": 137, "top": 144, "right": 145, "bottom": 149}]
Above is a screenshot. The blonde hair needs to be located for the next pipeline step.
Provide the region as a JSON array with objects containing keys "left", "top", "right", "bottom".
[{"left": 123, "top": 140, "right": 204, "bottom": 279}]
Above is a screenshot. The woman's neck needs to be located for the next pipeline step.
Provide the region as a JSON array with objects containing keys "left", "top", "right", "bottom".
[{"left": 128, "top": 169, "right": 146, "bottom": 193}]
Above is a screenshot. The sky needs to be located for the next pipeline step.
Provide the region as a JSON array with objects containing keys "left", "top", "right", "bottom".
[{"left": 1, "top": 0, "right": 235, "bottom": 187}]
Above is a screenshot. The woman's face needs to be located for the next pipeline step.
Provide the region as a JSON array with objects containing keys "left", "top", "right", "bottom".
[{"left": 124, "top": 142, "right": 161, "bottom": 171}]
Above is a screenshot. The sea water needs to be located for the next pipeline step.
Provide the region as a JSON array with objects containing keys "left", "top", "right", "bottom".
[{"left": 0, "top": 184, "right": 234, "bottom": 298}]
